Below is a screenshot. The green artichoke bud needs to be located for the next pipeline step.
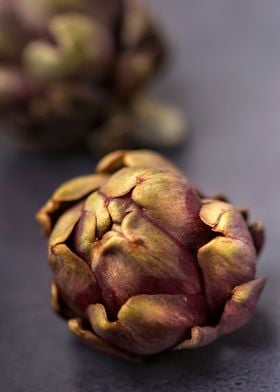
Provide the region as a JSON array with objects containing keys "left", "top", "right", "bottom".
[
  {"left": 0, "top": 0, "right": 181, "bottom": 152},
  {"left": 37, "top": 150, "right": 266, "bottom": 359}
]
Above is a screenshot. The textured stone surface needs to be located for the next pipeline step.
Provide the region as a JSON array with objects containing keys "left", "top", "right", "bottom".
[{"left": 0, "top": 0, "right": 279, "bottom": 390}]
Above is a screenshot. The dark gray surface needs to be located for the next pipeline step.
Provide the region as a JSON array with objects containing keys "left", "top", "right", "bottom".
[{"left": 0, "top": 1, "right": 280, "bottom": 391}]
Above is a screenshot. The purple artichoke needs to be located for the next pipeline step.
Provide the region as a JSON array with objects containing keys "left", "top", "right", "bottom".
[
  {"left": 37, "top": 150, "right": 266, "bottom": 359},
  {"left": 0, "top": 0, "right": 183, "bottom": 152}
]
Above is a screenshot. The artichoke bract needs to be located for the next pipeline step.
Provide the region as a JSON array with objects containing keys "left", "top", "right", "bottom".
[
  {"left": 0, "top": 0, "right": 181, "bottom": 152},
  {"left": 37, "top": 150, "right": 266, "bottom": 359}
]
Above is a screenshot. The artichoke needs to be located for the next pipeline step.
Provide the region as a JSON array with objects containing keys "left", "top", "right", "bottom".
[
  {"left": 0, "top": 0, "right": 184, "bottom": 152},
  {"left": 37, "top": 150, "right": 266, "bottom": 359}
]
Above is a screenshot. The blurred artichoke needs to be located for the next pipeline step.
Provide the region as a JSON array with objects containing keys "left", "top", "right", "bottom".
[
  {"left": 0, "top": 0, "right": 185, "bottom": 151},
  {"left": 37, "top": 150, "right": 266, "bottom": 359}
]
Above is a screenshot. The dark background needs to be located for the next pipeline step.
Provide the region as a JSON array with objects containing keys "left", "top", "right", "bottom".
[{"left": 1, "top": 1, "right": 279, "bottom": 391}]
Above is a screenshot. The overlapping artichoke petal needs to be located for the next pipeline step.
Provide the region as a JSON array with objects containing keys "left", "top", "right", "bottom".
[
  {"left": 107, "top": 197, "right": 137, "bottom": 223},
  {"left": 96, "top": 150, "right": 128, "bottom": 174},
  {"left": 174, "top": 277, "right": 266, "bottom": 349},
  {"left": 219, "top": 277, "right": 266, "bottom": 333},
  {"left": 68, "top": 318, "right": 139, "bottom": 361},
  {"left": 36, "top": 174, "right": 108, "bottom": 234},
  {"left": 72, "top": 210, "right": 96, "bottom": 262},
  {"left": 100, "top": 167, "right": 156, "bottom": 197},
  {"left": 49, "top": 203, "right": 82, "bottom": 247},
  {"left": 96, "top": 149, "right": 182, "bottom": 176},
  {"left": 84, "top": 192, "right": 111, "bottom": 238},
  {"left": 198, "top": 200, "right": 256, "bottom": 311},
  {"left": 124, "top": 150, "right": 183, "bottom": 175},
  {"left": 53, "top": 174, "right": 108, "bottom": 202},
  {"left": 97, "top": 151, "right": 208, "bottom": 248},
  {"left": 49, "top": 243, "right": 100, "bottom": 311},
  {"left": 121, "top": 210, "right": 202, "bottom": 292},
  {"left": 200, "top": 200, "right": 254, "bottom": 243},
  {"left": 92, "top": 210, "right": 204, "bottom": 317},
  {"left": 132, "top": 171, "right": 208, "bottom": 249},
  {"left": 87, "top": 293, "right": 207, "bottom": 355}
]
